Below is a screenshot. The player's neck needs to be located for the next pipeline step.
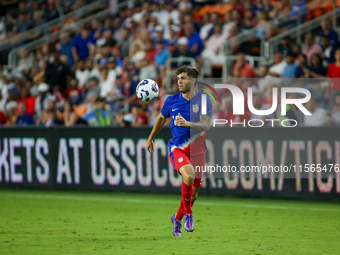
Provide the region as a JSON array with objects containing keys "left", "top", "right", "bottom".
[{"left": 181, "top": 89, "right": 195, "bottom": 101}]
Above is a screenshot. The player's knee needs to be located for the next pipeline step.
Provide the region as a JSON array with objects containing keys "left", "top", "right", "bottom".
[{"left": 183, "top": 174, "right": 195, "bottom": 185}]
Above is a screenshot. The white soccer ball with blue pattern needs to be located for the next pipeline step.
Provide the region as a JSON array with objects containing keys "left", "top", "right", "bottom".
[{"left": 136, "top": 79, "right": 159, "bottom": 102}]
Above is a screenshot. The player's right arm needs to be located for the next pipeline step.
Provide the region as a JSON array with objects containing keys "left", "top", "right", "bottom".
[{"left": 147, "top": 113, "right": 167, "bottom": 153}]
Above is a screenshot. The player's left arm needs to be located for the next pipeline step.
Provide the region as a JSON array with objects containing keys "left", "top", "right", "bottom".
[{"left": 175, "top": 113, "right": 211, "bottom": 131}]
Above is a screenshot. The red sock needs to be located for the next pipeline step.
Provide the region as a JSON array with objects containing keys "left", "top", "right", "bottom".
[
  {"left": 176, "top": 199, "right": 184, "bottom": 221},
  {"left": 181, "top": 181, "right": 193, "bottom": 215}
]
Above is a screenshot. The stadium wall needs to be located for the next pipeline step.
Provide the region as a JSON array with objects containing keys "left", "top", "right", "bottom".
[{"left": 0, "top": 127, "right": 339, "bottom": 200}]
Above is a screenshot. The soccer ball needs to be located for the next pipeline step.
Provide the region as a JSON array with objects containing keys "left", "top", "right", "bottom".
[{"left": 136, "top": 79, "right": 159, "bottom": 102}]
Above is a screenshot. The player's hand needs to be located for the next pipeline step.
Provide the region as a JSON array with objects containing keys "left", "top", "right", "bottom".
[
  {"left": 175, "top": 113, "right": 190, "bottom": 127},
  {"left": 146, "top": 139, "right": 154, "bottom": 153}
]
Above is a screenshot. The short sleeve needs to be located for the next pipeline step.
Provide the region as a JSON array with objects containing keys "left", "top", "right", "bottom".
[
  {"left": 202, "top": 93, "right": 213, "bottom": 117},
  {"left": 161, "top": 97, "right": 170, "bottom": 118}
]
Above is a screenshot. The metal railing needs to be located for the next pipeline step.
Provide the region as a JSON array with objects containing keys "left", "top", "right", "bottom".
[
  {"left": 0, "top": 0, "right": 106, "bottom": 53},
  {"left": 264, "top": 8, "right": 340, "bottom": 59},
  {"left": 223, "top": 0, "right": 337, "bottom": 57},
  {"left": 7, "top": 1, "right": 129, "bottom": 69}
]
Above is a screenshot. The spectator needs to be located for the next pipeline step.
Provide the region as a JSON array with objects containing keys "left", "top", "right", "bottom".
[
  {"left": 35, "top": 82, "right": 55, "bottom": 118},
  {"left": 222, "top": 12, "right": 236, "bottom": 38},
  {"left": 283, "top": 52, "right": 298, "bottom": 78},
  {"left": 199, "top": 14, "right": 214, "bottom": 41},
  {"left": 46, "top": 0, "right": 60, "bottom": 22},
  {"left": 292, "top": 44, "right": 302, "bottom": 59},
  {"left": 268, "top": 52, "right": 287, "bottom": 77},
  {"left": 75, "top": 59, "right": 89, "bottom": 88},
  {"left": 59, "top": 32, "right": 74, "bottom": 69},
  {"left": 130, "top": 103, "right": 149, "bottom": 126},
  {"left": 5, "top": 101, "right": 17, "bottom": 126},
  {"left": 232, "top": 54, "right": 258, "bottom": 78},
  {"left": 44, "top": 51, "right": 71, "bottom": 92},
  {"left": 63, "top": 78, "right": 83, "bottom": 105},
  {"left": 304, "top": 98, "right": 330, "bottom": 126},
  {"left": 241, "top": 10, "right": 256, "bottom": 34},
  {"left": 71, "top": 24, "right": 96, "bottom": 62},
  {"left": 149, "top": 106, "right": 160, "bottom": 126},
  {"left": 81, "top": 76, "right": 100, "bottom": 112},
  {"left": 304, "top": 53, "right": 327, "bottom": 78},
  {"left": 100, "top": 67, "right": 116, "bottom": 98},
  {"left": 287, "top": 0, "right": 307, "bottom": 28},
  {"left": 0, "top": 90, "right": 5, "bottom": 112},
  {"left": 45, "top": 108, "right": 62, "bottom": 126},
  {"left": 33, "top": 60, "right": 46, "bottom": 86},
  {"left": 171, "top": 37, "right": 196, "bottom": 68},
  {"left": 144, "top": 39, "right": 157, "bottom": 63},
  {"left": 183, "top": 23, "right": 204, "bottom": 55},
  {"left": 269, "top": 0, "right": 291, "bottom": 19},
  {"left": 81, "top": 97, "right": 113, "bottom": 126},
  {"left": 16, "top": 87, "right": 35, "bottom": 115},
  {"left": 330, "top": 93, "right": 340, "bottom": 126},
  {"left": 139, "top": 56, "right": 158, "bottom": 81},
  {"left": 320, "top": 35, "right": 336, "bottom": 65},
  {"left": 326, "top": 49, "right": 340, "bottom": 91},
  {"left": 61, "top": 100, "right": 79, "bottom": 127},
  {"left": 153, "top": 25, "right": 170, "bottom": 48},
  {"left": 201, "top": 23, "right": 228, "bottom": 77},
  {"left": 119, "top": 29, "right": 131, "bottom": 57},
  {"left": 302, "top": 34, "right": 323, "bottom": 65},
  {"left": 155, "top": 41, "right": 169, "bottom": 67},
  {"left": 16, "top": 101, "right": 34, "bottom": 126},
  {"left": 320, "top": 19, "right": 339, "bottom": 47},
  {"left": 0, "top": 108, "right": 6, "bottom": 125},
  {"left": 17, "top": 48, "right": 32, "bottom": 75},
  {"left": 279, "top": 36, "right": 293, "bottom": 57},
  {"left": 108, "top": 57, "right": 121, "bottom": 77},
  {"left": 294, "top": 54, "right": 308, "bottom": 78},
  {"left": 168, "top": 25, "right": 180, "bottom": 44}
]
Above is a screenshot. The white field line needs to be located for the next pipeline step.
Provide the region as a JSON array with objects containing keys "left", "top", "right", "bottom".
[{"left": 0, "top": 193, "right": 339, "bottom": 212}]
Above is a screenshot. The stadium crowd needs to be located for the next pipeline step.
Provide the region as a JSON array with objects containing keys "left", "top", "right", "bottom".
[{"left": 0, "top": 0, "right": 340, "bottom": 127}]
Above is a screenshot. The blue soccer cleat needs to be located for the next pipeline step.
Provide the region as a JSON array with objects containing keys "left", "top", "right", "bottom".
[
  {"left": 184, "top": 214, "right": 194, "bottom": 232},
  {"left": 171, "top": 214, "right": 182, "bottom": 236}
]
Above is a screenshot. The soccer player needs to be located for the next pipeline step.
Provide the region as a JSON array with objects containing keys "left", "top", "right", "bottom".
[{"left": 146, "top": 66, "right": 212, "bottom": 236}]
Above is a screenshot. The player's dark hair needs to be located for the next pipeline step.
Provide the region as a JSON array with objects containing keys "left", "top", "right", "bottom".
[{"left": 175, "top": 65, "right": 199, "bottom": 78}]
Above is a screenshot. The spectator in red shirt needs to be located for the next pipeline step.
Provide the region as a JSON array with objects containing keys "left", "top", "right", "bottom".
[
  {"left": 326, "top": 49, "right": 340, "bottom": 91},
  {"left": 145, "top": 39, "right": 157, "bottom": 63},
  {"left": 16, "top": 87, "right": 35, "bottom": 115},
  {"left": 0, "top": 110, "right": 6, "bottom": 125},
  {"left": 232, "top": 54, "right": 258, "bottom": 78},
  {"left": 131, "top": 103, "right": 149, "bottom": 126}
]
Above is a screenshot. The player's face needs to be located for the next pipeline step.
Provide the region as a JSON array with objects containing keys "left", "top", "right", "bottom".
[{"left": 177, "top": 72, "right": 191, "bottom": 93}]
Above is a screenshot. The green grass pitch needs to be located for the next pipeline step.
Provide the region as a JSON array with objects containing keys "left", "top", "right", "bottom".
[{"left": 0, "top": 190, "right": 339, "bottom": 255}]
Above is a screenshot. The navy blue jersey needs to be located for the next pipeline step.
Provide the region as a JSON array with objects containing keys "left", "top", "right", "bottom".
[{"left": 161, "top": 91, "right": 212, "bottom": 156}]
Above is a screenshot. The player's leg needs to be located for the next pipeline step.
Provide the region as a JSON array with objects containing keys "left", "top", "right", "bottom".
[
  {"left": 191, "top": 153, "right": 205, "bottom": 207},
  {"left": 179, "top": 164, "right": 195, "bottom": 232},
  {"left": 169, "top": 151, "right": 191, "bottom": 236},
  {"left": 191, "top": 186, "right": 199, "bottom": 207}
]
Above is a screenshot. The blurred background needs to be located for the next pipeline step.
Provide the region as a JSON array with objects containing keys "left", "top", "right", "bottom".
[
  {"left": 0, "top": 0, "right": 339, "bottom": 199},
  {"left": 0, "top": 0, "right": 339, "bottom": 127}
]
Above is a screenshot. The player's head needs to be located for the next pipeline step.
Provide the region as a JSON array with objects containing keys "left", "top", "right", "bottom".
[{"left": 175, "top": 65, "right": 199, "bottom": 93}]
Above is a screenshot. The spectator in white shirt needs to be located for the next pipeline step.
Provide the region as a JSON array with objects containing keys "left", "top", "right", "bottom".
[
  {"left": 100, "top": 67, "right": 116, "bottom": 98},
  {"left": 199, "top": 13, "right": 214, "bottom": 41},
  {"left": 201, "top": 23, "right": 228, "bottom": 76},
  {"left": 75, "top": 60, "right": 89, "bottom": 88},
  {"left": 268, "top": 52, "right": 287, "bottom": 77},
  {"left": 304, "top": 98, "right": 330, "bottom": 126}
]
